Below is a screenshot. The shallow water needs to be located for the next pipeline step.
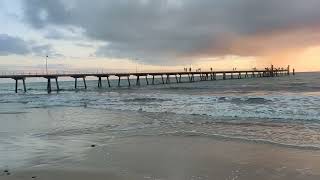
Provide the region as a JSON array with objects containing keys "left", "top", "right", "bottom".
[{"left": 0, "top": 72, "right": 320, "bottom": 168}]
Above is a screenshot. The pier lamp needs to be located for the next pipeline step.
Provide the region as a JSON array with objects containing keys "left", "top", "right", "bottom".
[{"left": 45, "top": 55, "right": 48, "bottom": 74}]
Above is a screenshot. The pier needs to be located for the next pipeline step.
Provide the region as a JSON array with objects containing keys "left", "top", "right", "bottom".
[{"left": 0, "top": 66, "right": 292, "bottom": 93}]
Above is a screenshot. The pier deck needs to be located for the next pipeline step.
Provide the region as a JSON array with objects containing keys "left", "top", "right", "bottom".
[{"left": 0, "top": 66, "right": 292, "bottom": 93}]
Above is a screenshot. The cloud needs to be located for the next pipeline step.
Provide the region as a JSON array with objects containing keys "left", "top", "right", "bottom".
[
  {"left": 31, "top": 44, "right": 64, "bottom": 58},
  {"left": 0, "top": 34, "right": 62, "bottom": 57},
  {"left": 44, "top": 26, "right": 86, "bottom": 40},
  {"left": 21, "top": 0, "right": 320, "bottom": 64},
  {"left": 0, "top": 34, "right": 30, "bottom": 55}
]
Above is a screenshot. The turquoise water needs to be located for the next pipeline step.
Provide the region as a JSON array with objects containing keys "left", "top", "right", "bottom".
[{"left": 0, "top": 72, "right": 320, "bottom": 168}]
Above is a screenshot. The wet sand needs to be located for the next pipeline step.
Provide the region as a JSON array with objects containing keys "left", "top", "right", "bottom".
[{"left": 2, "top": 136, "right": 320, "bottom": 180}]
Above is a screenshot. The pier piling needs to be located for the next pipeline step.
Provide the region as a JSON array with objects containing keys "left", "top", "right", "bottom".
[
  {"left": 47, "top": 78, "right": 52, "bottom": 93},
  {"left": 22, "top": 78, "right": 26, "bottom": 92},
  {"left": 145, "top": 76, "right": 149, "bottom": 85},
  {"left": 98, "top": 77, "right": 102, "bottom": 88},
  {"left": 83, "top": 77, "right": 87, "bottom": 89},
  {"left": 107, "top": 76, "right": 111, "bottom": 87},
  {"left": 152, "top": 75, "right": 155, "bottom": 85},
  {"left": 75, "top": 78, "right": 78, "bottom": 89},
  {"left": 55, "top": 77, "right": 59, "bottom": 91},
  {"left": 166, "top": 75, "right": 170, "bottom": 84},
  {"left": 13, "top": 77, "right": 26, "bottom": 93},
  {"left": 118, "top": 76, "right": 121, "bottom": 87},
  {"left": 16, "top": 79, "right": 18, "bottom": 93},
  {"left": 136, "top": 76, "right": 140, "bottom": 86},
  {"left": 127, "top": 76, "right": 131, "bottom": 86},
  {"left": 44, "top": 76, "right": 59, "bottom": 93},
  {"left": 72, "top": 76, "right": 86, "bottom": 89},
  {"left": 15, "top": 79, "right": 18, "bottom": 93},
  {"left": 161, "top": 75, "right": 165, "bottom": 84},
  {"left": 152, "top": 75, "right": 154, "bottom": 85}
]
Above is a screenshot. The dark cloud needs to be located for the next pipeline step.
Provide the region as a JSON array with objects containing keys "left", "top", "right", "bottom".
[
  {"left": 0, "top": 34, "right": 62, "bottom": 57},
  {"left": 22, "top": 0, "right": 320, "bottom": 64},
  {"left": 0, "top": 34, "right": 30, "bottom": 55}
]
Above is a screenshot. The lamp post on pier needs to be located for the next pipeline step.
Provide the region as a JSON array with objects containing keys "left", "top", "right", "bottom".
[{"left": 45, "top": 55, "right": 48, "bottom": 74}]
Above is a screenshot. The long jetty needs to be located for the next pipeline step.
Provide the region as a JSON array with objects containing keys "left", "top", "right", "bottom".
[{"left": 0, "top": 65, "right": 293, "bottom": 93}]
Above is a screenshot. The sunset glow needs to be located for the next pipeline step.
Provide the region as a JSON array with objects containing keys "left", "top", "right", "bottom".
[{"left": 1, "top": 0, "right": 320, "bottom": 72}]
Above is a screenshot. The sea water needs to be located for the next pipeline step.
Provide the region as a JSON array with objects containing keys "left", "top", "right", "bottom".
[{"left": 0, "top": 72, "right": 320, "bottom": 168}]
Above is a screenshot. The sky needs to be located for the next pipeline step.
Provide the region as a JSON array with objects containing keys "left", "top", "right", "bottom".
[{"left": 0, "top": 0, "right": 320, "bottom": 73}]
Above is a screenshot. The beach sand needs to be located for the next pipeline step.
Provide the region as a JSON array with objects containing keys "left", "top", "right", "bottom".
[{"left": 1, "top": 136, "right": 320, "bottom": 180}]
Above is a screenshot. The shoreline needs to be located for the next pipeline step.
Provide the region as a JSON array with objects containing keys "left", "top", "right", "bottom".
[{"left": 2, "top": 135, "right": 320, "bottom": 180}]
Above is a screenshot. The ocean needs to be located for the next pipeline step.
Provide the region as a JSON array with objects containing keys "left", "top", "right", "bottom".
[{"left": 1, "top": 72, "right": 320, "bottom": 169}]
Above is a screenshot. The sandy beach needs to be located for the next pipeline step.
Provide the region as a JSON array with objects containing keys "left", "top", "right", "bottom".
[{"left": 2, "top": 136, "right": 320, "bottom": 180}]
